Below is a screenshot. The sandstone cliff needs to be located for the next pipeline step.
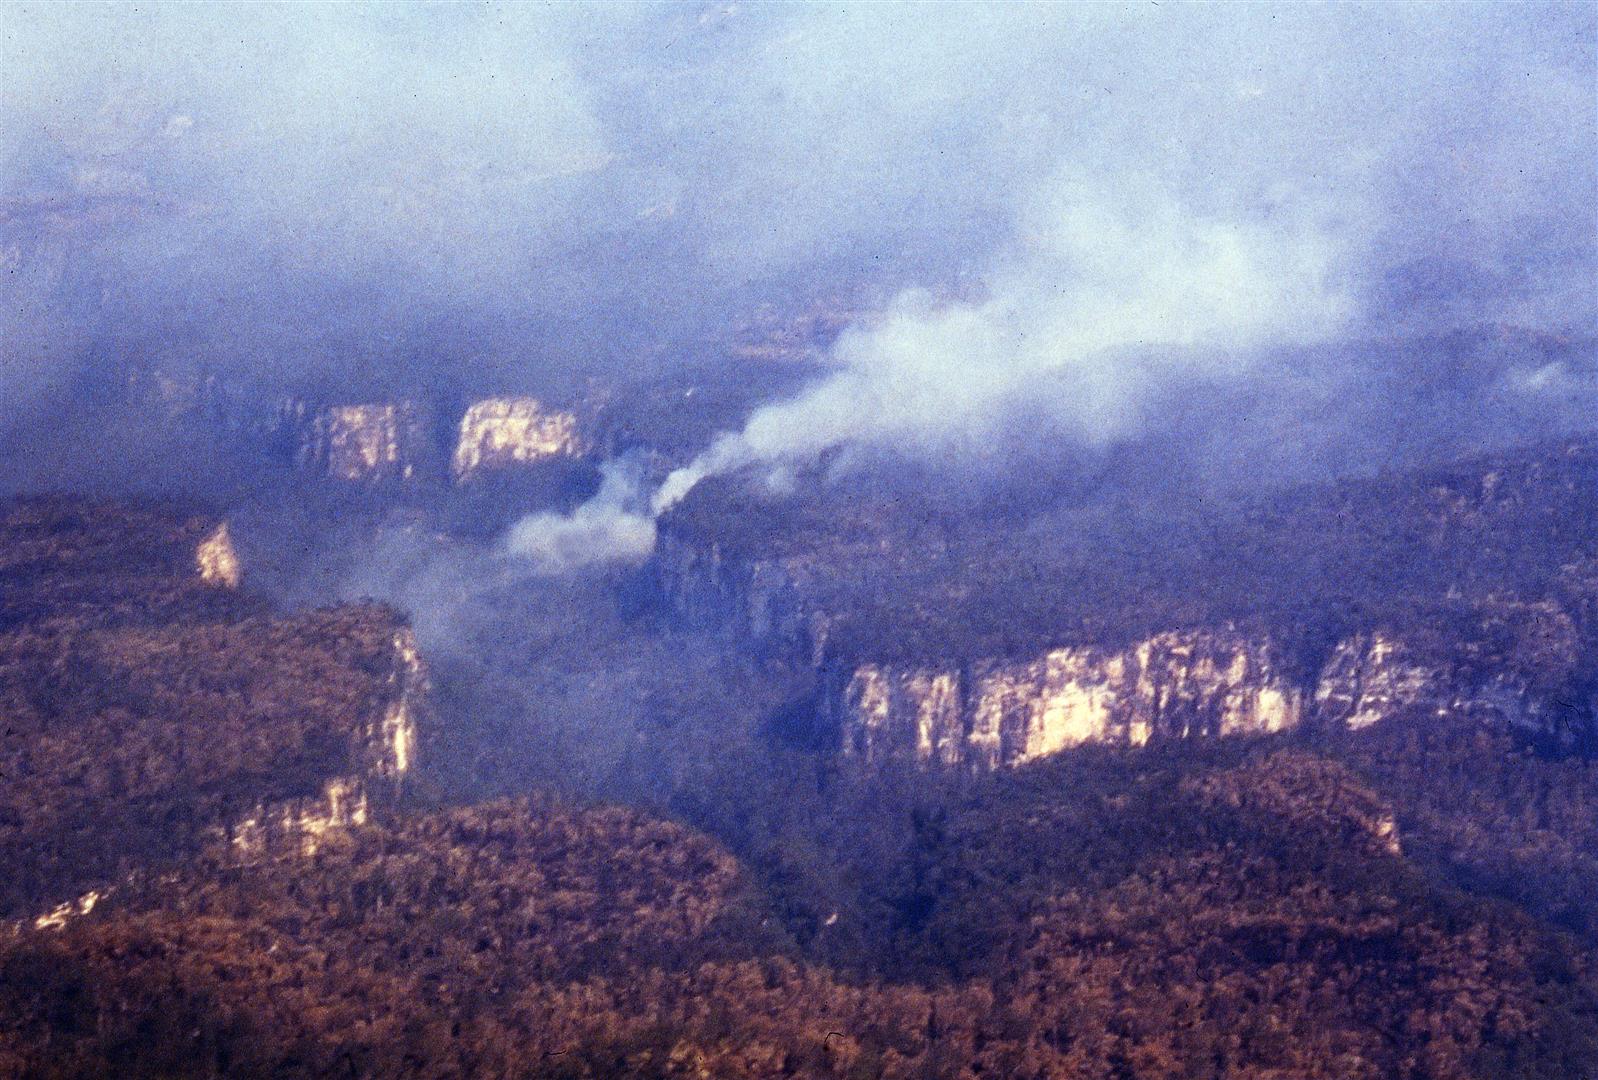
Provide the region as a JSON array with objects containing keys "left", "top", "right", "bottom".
[
  {"left": 831, "top": 630, "right": 1303, "bottom": 770},
  {"left": 650, "top": 438, "right": 1598, "bottom": 771},
  {"left": 1314, "top": 600, "right": 1586, "bottom": 741},
  {"left": 826, "top": 612, "right": 1584, "bottom": 772},
  {"left": 0, "top": 498, "right": 428, "bottom": 922},
  {"left": 195, "top": 521, "right": 241, "bottom": 587},
  {"left": 218, "top": 625, "right": 424, "bottom": 859},
  {"left": 451, "top": 397, "right": 584, "bottom": 479},
  {"left": 649, "top": 529, "right": 832, "bottom": 664},
  {"left": 297, "top": 402, "right": 429, "bottom": 482}
]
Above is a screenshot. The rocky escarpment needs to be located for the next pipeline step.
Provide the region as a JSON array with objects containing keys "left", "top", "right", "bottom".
[
  {"left": 296, "top": 395, "right": 590, "bottom": 484},
  {"left": 650, "top": 531, "right": 1333, "bottom": 770},
  {"left": 830, "top": 630, "right": 1304, "bottom": 770},
  {"left": 296, "top": 401, "right": 433, "bottom": 482},
  {"left": 0, "top": 498, "right": 256, "bottom": 633},
  {"left": 0, "top": 497, "right": 429, "bottom": 924},
  {"left": 451, "top": 397, "right": 585, "bottom": 479},
  {"left": 651, "top": 438, "right": 1598, "bottom": 771},
  {"left": 120, "top": 366, "right": 597, "bottom": 489},
  {"left": 194, "top": 521, "right": 241, "bottom": 587},
  {"left": 1315, "top": 601, "right": 1589, "bottom": 742},
  {"left": 649, "top": 529, "right": 833, "bottom": 664},
  {"left": 827, "top": 609, "right": 1589, "bottom": 772},
  {"left": 120, "top": 381, "right": 438, "bottom": 485},
  {"left": 215, "top": 625, "right": 424, "bottom": 859},
  {"left": 18, "top": 598, "right": 426, "bottom": 934}
]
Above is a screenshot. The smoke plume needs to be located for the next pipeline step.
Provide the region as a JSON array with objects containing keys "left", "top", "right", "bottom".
[
  {"left": 653, "top": 178, "right": 1354, "bottom": 512},
  {"left": 4, "top": 3, "right": 1593, "bottom": 503},
  {"left": 505, "top": 459, "right": 656, "bottom": 575}
]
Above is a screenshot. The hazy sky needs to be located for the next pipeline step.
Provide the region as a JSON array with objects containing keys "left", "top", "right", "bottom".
[{"left": 3, "top": 3, "right": 1594, "bottom": 470}]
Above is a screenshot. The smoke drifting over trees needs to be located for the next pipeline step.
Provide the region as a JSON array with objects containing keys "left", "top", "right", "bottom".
[
  {"left": 3, "top": 4, "right": 1593, "bottom": 505},
  {"left": 7, "top": 12, "right": 1598, "bottom": 1074},
  {"left": 650, "top": 181, "right": 1356, "bottom": 512},
  {"left": 505, "top": 458, "right": 656, "bottom": 574}
]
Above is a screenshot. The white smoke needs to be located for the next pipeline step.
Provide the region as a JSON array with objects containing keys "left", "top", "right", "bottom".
[
  {"left": 653, "top": 179, "right": 1353, "bottom": 513},
  {"left": 503, "top": 459, "right": 656, "bottom": 575},
  {"left": 507, "top": 179, "right": 1355, "bottom": 567}
]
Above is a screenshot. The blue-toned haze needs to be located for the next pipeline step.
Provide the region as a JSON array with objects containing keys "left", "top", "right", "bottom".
[{"left": 2, "top": 3, "right": 1592, "bottom": 525}]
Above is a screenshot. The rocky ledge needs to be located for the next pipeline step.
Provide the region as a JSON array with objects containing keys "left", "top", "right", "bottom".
[{"left": 650, "top": 438, "right": 1598, "bottom": 770}]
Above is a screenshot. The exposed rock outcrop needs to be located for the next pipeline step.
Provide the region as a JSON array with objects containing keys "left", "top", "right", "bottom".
[
  {"left": 651, "top": 527, "right": 1589, "bottom": 768},
  {"left": 1, "top": 497, "right": 432, "bottom": 927},
  {"left": 649, "top": 530, "right": 830, "bottom": 664},
  {"left": 219, "top": 626, "right": 424, "bottom": 859},
  {"left": 195, "top": 521, "right": 241, "bottom": 587},
  {"left": 30, "top": 889, "right": 106, "bottom": 932},
  {"left": 826, "top": 611, "right": 1592, "bottom": 772},
  {"left": 831, "top": 630, "right": 1305, "bottom": 771},
  {"left": 20, "top": 622, "right": 428, "bottom": 931},
  {"left": 1314, "top": 634, "right": 1442, "bottom": 731},
  {"left": 1313, "top": 609, "right": 1584, "bottom": 743},
  {"left": 452, "top": 397, "right": 584, "bottom": 479},
  {"left": 650, "top": 438, "right": 1598, "bottom": 771},
  {"left": 298, "top": 402, "right": 429, "bottom": 482}
]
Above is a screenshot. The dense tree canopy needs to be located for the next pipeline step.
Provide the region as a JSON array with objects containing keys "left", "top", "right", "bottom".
[{"left": 3, "top": 444, "right": 1598, "bottom": 1079}]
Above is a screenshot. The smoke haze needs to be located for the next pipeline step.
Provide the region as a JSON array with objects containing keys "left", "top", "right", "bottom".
[
  {"left": 505, "top": 459, "right": 656, "bottom": 574},
  {"left": 4, "top": 2, "right": 1594, "bottom": 505},
  {"left": 651, "top": 177, "right": 1356, "bottom": 512}
]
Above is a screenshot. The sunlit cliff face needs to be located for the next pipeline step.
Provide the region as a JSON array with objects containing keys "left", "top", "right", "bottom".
[
  {"left": 265, "top": 396, "right": 588, "bottom": 485},
  {"left": 5, "top": 6, "right": 1590, "bottom": 475},
  {"left": 220, "top": 628, "right": 422, "bottom": 861},
  {"left": 835, "top": 633, "right": 1535, "bottom": 773},
  {"left": 375, "top": 629, "right": 422, "bottom": 780},
  {"left": 195, "top": 522, "right": 240, "bottom": 587},
  {"left": 839, "top": 631, "right": 1302, "bottom": 771},
  {"left": 451, "top": 397, "right": 583, "bottom": 480},
  {"left": 205, "top": 565, "right": 424, "bottom": 862},
  {"left": 832, "top": 621, "right": 1582, "bottom": 773},
  {"left": 300, "top": 403, "right": 420, "bottom": 482}
]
